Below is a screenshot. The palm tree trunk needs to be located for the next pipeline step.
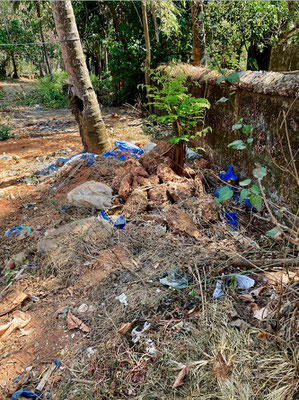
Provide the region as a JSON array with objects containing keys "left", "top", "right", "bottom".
[
  {"left": 141, "top": 1, "right": 152, "bottom": 113},
  {"left": 50, "top": 0, "right": 110, "bottom": 153}
]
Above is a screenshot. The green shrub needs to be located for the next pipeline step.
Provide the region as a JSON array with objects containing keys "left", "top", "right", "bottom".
[
  {"left": 0, "top": 124, "right": 10, "bottom": 140},
  {"left": 18, "top": 72, "right": 101, "bottom": 109}
]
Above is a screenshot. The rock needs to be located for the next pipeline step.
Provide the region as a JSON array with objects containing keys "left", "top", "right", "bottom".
[
  {"left": 148, "top": 184, "right": 169, "bottom": 209},
  {"left": 166, "top": 180, "right": 195, "bottom": 202},
  {"left": 67, "top": 181, "right": 113, "bottom": 209},
  {"left": 131, "top": 166, "right": 149, "bottom": 178},
  {"left": 139, "top": 140, "right": 175, "bottom": 174},
  {"left": 122, "top": 189, "right": 148, "bottom": 218},
  {"left": 112, "top": 159, "right": 140, "bottom": 191},
  {"left": 38, "top": 217, "right": 112, "bottom": 253},
  {"left": 118, "top": 173, "right": 132, "bottom": 200},
  {"left": 166, "top": 206, "right": 201, "bottom": 240},
  {"left": 156, "top": 164, "right": 183, "bottom": 183}
]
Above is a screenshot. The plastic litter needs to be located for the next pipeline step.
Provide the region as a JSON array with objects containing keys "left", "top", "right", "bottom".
[
  {"left": 131, "top": 322, "right": 151, "bottom": 343},
  {"left": 11, "top": 389, "right": 39, "bottom": 400},
  {"left": 5, "top": 226, "right": 32, "bottom": 238},
  {"left": 0, "top": 154, "right": 13, "bottom": 160},
  {"left": 145, "top": 338, "right": 156, "bottom": 355},
  {"left": 98, "top": 210, "right": 126, "bottom": 229},
  {"left": 103, "top": 140, "right": 144, "bottom": 160},
  {"left": 185, "top": 147, "right": 201, "bottom": 160},
  {"left": 144, "top": 142, "right": 156, "bottom": 153},
  {"left": 225, "top": 212, "right": 239, "bottom": 230},
  {"left": 67, "top": 181, "right": 113, "bottom": 209},
  {"left": 115, "top": 293, "right": 128, "bottom": 306},
  {"left": 37, "top": 152, "right": 96, "bottom": 175},
  {"left": 213, "top": 274, "right": 255, "bottom": 299},
  {"left": 219, "top": 165, "right": 237, "bottom": 183},
  {"left": 159, "top": 269, "right": 193, "bottom": 289}
]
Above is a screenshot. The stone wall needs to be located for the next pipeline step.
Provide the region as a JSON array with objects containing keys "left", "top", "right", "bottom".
[
  {"left": 172, "top": 65, "right": 299, "bottom": 205},
  {"left": 269, "top": 45, "right": 299, "bottom": 72}
]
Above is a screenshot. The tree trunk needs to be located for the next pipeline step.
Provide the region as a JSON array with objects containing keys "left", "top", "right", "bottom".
[
  {"left": 141, "top": 1, "right": 152, "bottom": 112},
  {"left": 36, "top": 2, "right": 52, "bottom": 76},
  {"left": 107, "top": 2, "right": 120, "bottom": 42},
  {"left": 50, "top": 0, "right": 110, "bottom": 153},
  {"left": 150, "top": 0, "right": 159, "bottom": 43},
  {"left": 172, "top": 118, "right": 185, "bottom": 176},
  {"left": 191, "top": 0, "right": 207, "bottom": 67},
  {"left": 0, "top": 5, "right": 19, "bottom": 78}
]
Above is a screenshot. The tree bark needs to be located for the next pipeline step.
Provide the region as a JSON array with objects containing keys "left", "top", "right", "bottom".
[
  {"left": 50, "top": 0, "right": 110, "bottom": 153},
  {"left": 36, "top": 2, "right": 52, "bottom": 76},
  {"left": 191, "top": 0, "right": 207, "bottom": 67},
  {"left": 107, "top": 2, "right": 120, "bottom": 42},
  {"left": 150, "top": 0, "right": 159, "bottom": 43},
  {"left": 141, "top": 1, "right": 152, "bottom": 112},
  {"left": 172, "top": 118, "right": 185, "bottom": 176}
]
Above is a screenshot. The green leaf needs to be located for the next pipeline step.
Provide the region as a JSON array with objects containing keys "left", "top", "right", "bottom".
[
  {"left": 217, "top": 97, "right": 228, "bottom": 103},
  {"left": 227, "top": 72, "right": 240, "bottom": 83},
  {"left": 252, "top": 165, "right": 267, "bottom": 179},
  {"left": 242, "top": 124, "right": 253, "bottom": 134},
  {"left": 266, "top": 226, "right": 281, "bottom": 238},
  {"left": 232, "top": 123, "right": 242, "bottom": 130},
  {"left": 217, "top": 75, "right": 226, "bottom": 84},
  {"left": 240, "top": 189, "right": 250, "bottom": 202},
  {"left": 228, "top": 140, "right": 246, "bottom": 150},
  {"left": 249, "top": 194, "right": 262, "bottom": 211},
  {"left": 247, "top": 138, "right": 253, "bottom": 144},
  {"left": 251, "top": 184, "right": 261, "bottom": 195},
  {"left": 239, "top": 179, "right": 251, "bottom": 187},
  {"left": 198, "top": 12, "right": 204, "bottom": 21},
  {"left": 216, "top": 186, "right": 234, "bottom": 204}
]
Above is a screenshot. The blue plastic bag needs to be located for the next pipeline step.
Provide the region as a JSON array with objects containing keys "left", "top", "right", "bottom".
[
  {"left": 5, "top": 226, "right": 32, "bottom": 238},
  {"left": 225, "top": 212, "right": 238, "bottom": 230},
  {"left": 11, "top": 388, "right": 39, "bottom": 400},
  {"left": 98, "top": 210, "right": 126, "bottom": 229},
  {"left": 37, "top": 152, "right": 96, "bottom": 175},
  {"left": 102, "top": 140, "right": 144, "bottom": 160},
  {"left": 219, "top": 165, "right": 237, "bottom": 183}
]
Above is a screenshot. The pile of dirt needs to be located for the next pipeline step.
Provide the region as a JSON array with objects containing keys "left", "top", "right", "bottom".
[{"left": 0, "top": 137, "right": 298, "bottom": 400}]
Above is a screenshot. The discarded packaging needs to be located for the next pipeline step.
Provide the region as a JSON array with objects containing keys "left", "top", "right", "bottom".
[
  {"left": 103, "top": 140, "right": 144, "bottom": 160},
  {"left": 225, "top": 212, "right": 239, "bottom": 229},
  {"left": 0, "top": 311, "right": 31, "bottom": 341},
  {"left": 67, "top": 181, "right": 113, "bottom": 209},
  {"left": 131, "top": 322, "right": 151, "bottom": 343},
  {"left": 11, "top": 388, "right": 39, "bottom": 400},
  {"left": 159, "top": 269, "right": 193, "bottom": 289},
  {"left": 5, "top": 226, "right": 32, "bottom": 238},
  {"left": 213, "top": 274, "right": 255, "bottom": 299},
  {"left": 38, "top": 151, "right": 96, "bottom": 175},
  {"left": 219, "top": 165, "right": 237, "bottom": 183},
  {"left": 98, "top": 210, "right": 126, "bottom": 229},
  {"left": 115, "top": 293, "right": 128, "bottom": 306}
]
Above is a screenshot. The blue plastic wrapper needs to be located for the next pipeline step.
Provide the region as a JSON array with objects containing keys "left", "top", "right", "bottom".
[
  {"left": 219, "top": 165, "right": 237, "bottom": 183},
  {"left": 37, "top": 152, "right": 96, "bottom": 176},
  {"left": 5, "top": 226, "right": 32, "bottom": 238},
  {"left": 11, "top": 388, "right": 39, "bottom": 400},
  {"left": 225, "top": 212, "right": 239, "bottom": 230},
  {"left": 102, "top": 140, "right": 144, "bottom": 160},
  {"left": 98, "top": 210, "right": 126, "bottom": 229}
]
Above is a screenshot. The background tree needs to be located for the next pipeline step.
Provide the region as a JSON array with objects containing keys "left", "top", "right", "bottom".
[{"left": 50, "top": 0, "right": 110, "bottom": 153}]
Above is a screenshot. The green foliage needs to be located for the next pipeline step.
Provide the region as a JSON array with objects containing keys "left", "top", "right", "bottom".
[
  {"left": 0, "top": 123, "right": 10, "bottom": 140},
  {"left": 19, "top": 72, "right": 68, "bottom": 108},
  {"left": 216, "top": 186, "right": 234, "bottom": 204},
  {"left": 145, "top": 69, "right": 210, "bottom": 144}
]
